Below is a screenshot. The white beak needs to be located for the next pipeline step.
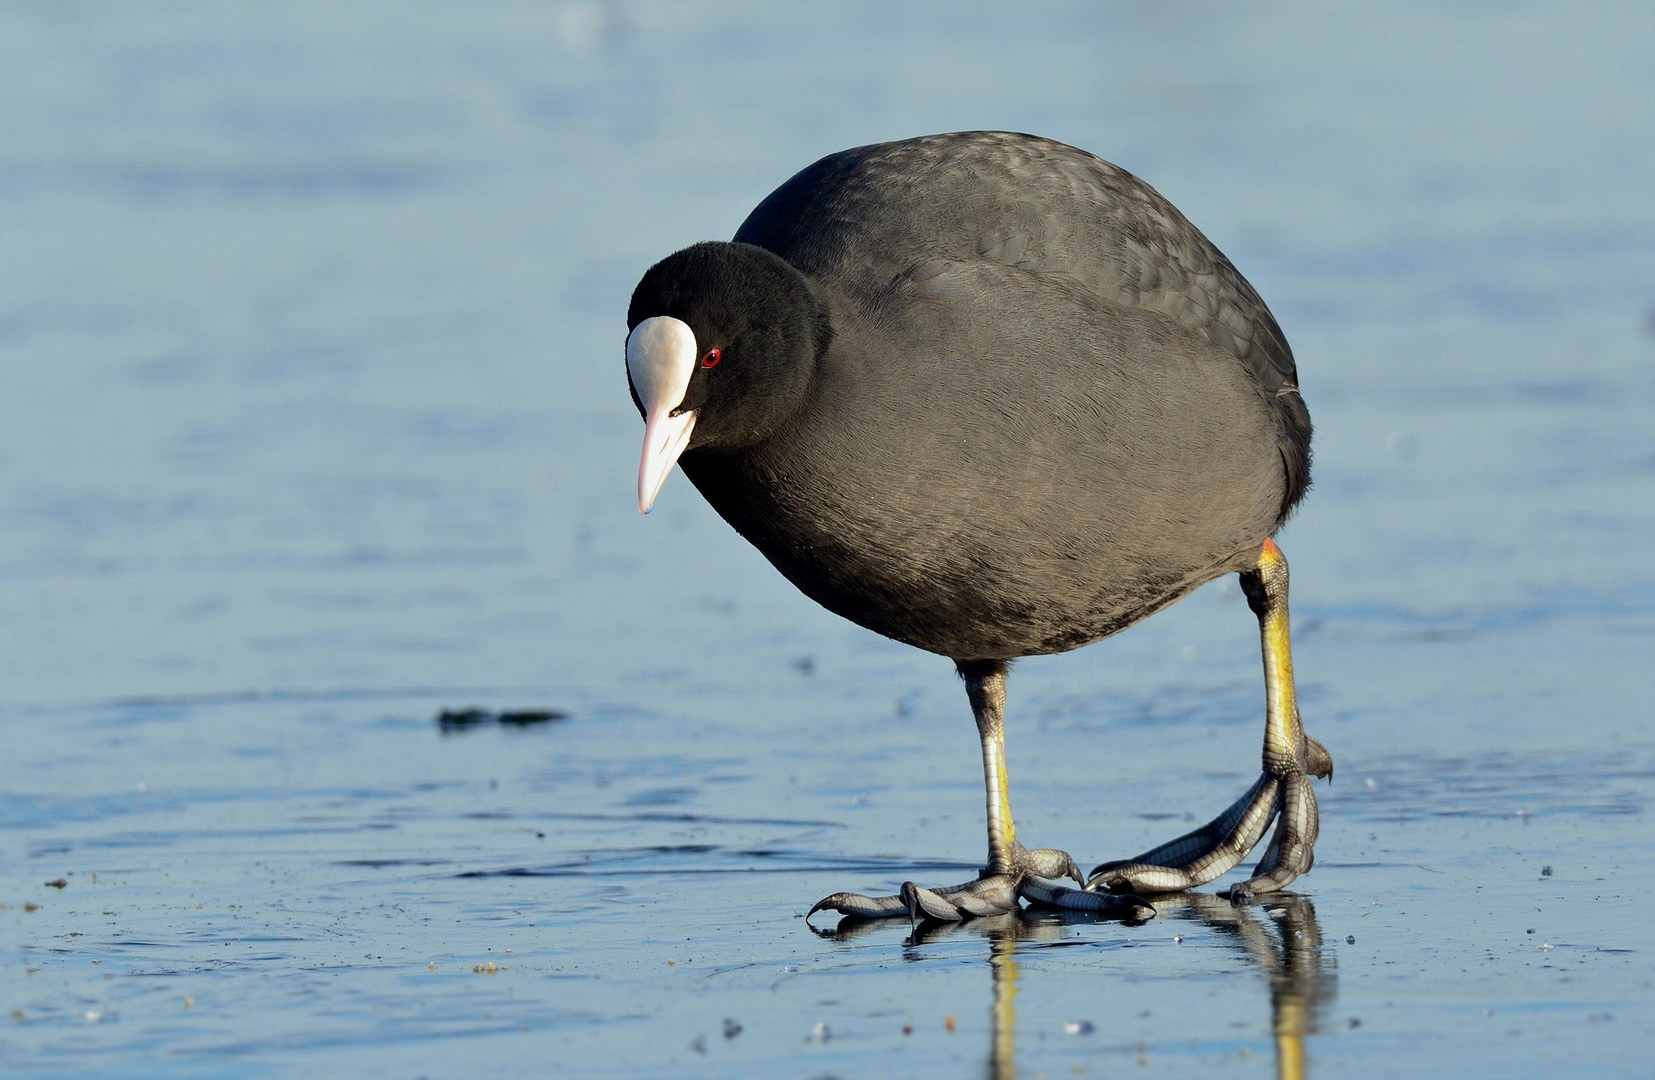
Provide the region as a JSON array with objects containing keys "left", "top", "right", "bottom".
[{"left": 626, "top": 316, "right": 699, "bottom": 513}]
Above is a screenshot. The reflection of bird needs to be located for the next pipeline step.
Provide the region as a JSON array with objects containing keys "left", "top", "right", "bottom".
[
  {"left": 817, "top": 907, "right": 1111, "bottom": 1080},
  {"left": 818, "top": 897, "right": 1332, "bottom": 1080},
  {"left": 626, "top": 132, "right": 1330, "bottom": 921}
]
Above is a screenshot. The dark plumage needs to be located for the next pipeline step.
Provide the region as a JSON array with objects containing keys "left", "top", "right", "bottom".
[
  {"left": 631, "top": 132, "right": 1309, "bottom": 659},
  {"left": 625, "top": 131, "right": 1326, "bottom": 919}
]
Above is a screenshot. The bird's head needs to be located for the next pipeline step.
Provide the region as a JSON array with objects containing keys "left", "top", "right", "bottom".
[{"left": 625, "top": 241, "right": 830, "bottom": 512}]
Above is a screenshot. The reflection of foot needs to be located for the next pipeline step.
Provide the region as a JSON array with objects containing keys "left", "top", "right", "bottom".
[
  {"left": 811, "top": 902, "right": 1155, "bottom": 948},
  {"left": 1087, "top": 541, "right": 1331, "bottom": 899},
  {"left": 810, "top": 843, "right": 1151, "bottom": 922},
  {"left": 1193, "top": 891, "right": 1331, "bottom": 967},
  {"left": 1176, "top": 890, "right": 1337, "bottom": 1076}
]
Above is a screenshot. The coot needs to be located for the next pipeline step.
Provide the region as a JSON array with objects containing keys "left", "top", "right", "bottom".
[{"left": 625, "top": 132, "right": 1328, "bottom": 921}]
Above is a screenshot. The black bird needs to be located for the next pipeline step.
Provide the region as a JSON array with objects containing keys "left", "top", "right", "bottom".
[{"left": 625, "top": 132, "right": 1329, "bottom": 921}]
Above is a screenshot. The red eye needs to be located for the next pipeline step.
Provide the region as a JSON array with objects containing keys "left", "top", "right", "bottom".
[{"left": 701, "top": 348, "right": 721, "bottom": 368}]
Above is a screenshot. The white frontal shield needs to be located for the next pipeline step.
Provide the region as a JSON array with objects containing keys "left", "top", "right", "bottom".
[{"left": 626, "top": 316, "right": 699, "bottom": 513}]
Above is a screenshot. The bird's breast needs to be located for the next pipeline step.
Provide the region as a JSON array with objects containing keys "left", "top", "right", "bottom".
[{"left": 684, "top": 286, "right": 1285, "bottom": 658}]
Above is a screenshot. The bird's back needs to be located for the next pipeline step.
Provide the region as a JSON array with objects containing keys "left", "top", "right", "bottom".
[{"left": 736, "top": 132, "right": 1309, "bottom": 493}]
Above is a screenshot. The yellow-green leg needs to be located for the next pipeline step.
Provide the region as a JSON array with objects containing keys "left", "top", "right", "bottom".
[
  {"left": 1088, "top": 539, "right": 1331, "bottom": 898},
  {"left": 809, "top": 660, "right": 1153, "bottom": 923}
]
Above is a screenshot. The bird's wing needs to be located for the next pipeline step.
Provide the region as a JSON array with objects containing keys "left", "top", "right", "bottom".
[{"left": 734, "top": 130, "right": 1298, "bottom": 396}]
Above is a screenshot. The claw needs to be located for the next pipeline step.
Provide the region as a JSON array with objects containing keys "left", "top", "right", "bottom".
[
  {"left": 902, "top": 875, "right": 1019, "bottom": 921},
  {"left": 807, "top": 891, "right": 910, "bottom": 921},
  {"left": 1021, "top": 877, "right": 1156, "bottom": 916},
  {"left": 1088, "top": 760, "right": 1322, "bottom": 899},
  {"left": 809, "top": 848, "right": 1081, "bottom": 925},
  {"left": 903, "top": 881, "right": 965, "bottom": 921},
  {"left": 1086, "top": 775, "right": 1280, "bottom": 894},
  {"left": 1223, "top": 772, "right": 1320, "bottom": 897}
]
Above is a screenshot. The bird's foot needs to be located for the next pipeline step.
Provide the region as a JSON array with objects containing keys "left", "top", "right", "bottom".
[
  {"left": 808, "top": 844, "right": 1154, "bottom": 923},
  {"left": 1087, "top": 736, "right": 1331, "bottom": 899}
]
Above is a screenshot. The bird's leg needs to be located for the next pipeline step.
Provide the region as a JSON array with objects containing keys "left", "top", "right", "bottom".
[
  {"left": 809, "top": 661, "right": 1152, "bottom": 923},
  {"left": 1087, "top": 539, "right": 1330, "bottom": 898}
]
